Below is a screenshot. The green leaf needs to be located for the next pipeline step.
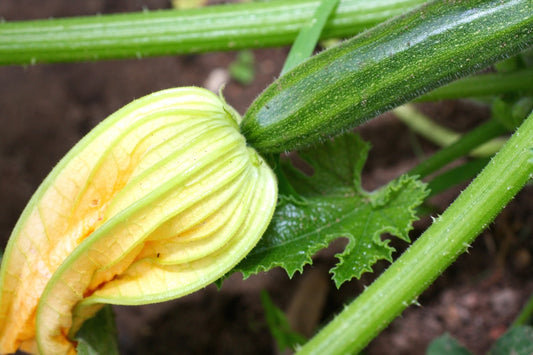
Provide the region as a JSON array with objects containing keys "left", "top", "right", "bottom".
[
  {"left": 426, "top": 334, "right": 472, "bottom": 355},
  {"left": 488, "top": 326, "right": 533, "bottom": 355},
  {"left": 236, "top": 133, "right": 428, "bottom": 287},
  {"left": 75, "top": 305, "right": 119, "bottom": 355},
  {"left": 260, "top": 290, "right": 306, "bottom": 352},
  {"left": 229, "top": 50, "right": 255, "bottom": 85}
]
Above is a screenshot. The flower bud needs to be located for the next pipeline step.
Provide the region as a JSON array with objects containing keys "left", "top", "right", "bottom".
[{"left": 0, "top": 87, "right": 277, "bottom": 355}]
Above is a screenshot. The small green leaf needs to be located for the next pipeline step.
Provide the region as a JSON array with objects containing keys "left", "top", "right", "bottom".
[
  {"left": 260, "top": 290, "right": 306, "bottom": 352},
  {"left": 488, "top": 326, "right": 533, "bottom": 355},
  {"left": 75, "top": 306, "right": 119, "bottom": 355},
  {"left": 229, "top": 51, "right": 255, "bottom": 85},
  {"left": 426, "top": 333, "right": 472, "bottom": 355},
  {"left": 236, "top": 133, "right": 428, "bottom": 287}
]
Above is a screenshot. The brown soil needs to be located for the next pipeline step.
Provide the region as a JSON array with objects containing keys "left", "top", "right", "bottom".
[{"left": 1, "top": 2, "right": 532, "bottom": 355}]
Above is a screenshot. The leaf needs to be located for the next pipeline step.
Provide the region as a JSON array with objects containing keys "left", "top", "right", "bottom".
[
  {"left": 260, "top": 290, "right": 306, "bottom": 352},
  {"left": 426, "top": 334, "right": 472, "bottom": 355},
  {"left": 488, "top": 326, "right": 533, "bottom": 355},
  {"left": 229, "top": 51, "right": 255, "bottom": 85},
  {"left": 236, "top": 133, "right": 428, "bottom": 287},
  {"left": 75, "top": 305, "right": 119, "bottom": 355}
]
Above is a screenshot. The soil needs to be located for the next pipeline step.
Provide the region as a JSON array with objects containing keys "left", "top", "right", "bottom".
[{"left": 1, "top": 1, "right": 532, "bottom": 355}]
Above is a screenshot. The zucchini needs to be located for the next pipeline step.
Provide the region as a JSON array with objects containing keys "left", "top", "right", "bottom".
[{"left": 241, "top": 0, "right": 533, "bottom": 153}]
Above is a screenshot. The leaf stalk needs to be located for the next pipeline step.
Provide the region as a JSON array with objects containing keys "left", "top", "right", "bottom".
[{"left": 0, "top": 0, "right": 425, "bottom": 65}]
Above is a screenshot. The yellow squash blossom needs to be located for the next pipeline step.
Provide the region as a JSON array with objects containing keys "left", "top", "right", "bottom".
[{"left": 0, "top": 87, "right": 277, "bottom": 355}]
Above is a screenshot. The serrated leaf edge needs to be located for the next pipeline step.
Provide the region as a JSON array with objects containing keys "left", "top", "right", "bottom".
[{"left": 331, "top": 175, "right": 429, "bottom": 287}]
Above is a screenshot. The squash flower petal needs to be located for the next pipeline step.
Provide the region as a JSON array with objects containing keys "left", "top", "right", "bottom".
[{"left": 0, "top": 87, "right": 277, "bottom": 355}]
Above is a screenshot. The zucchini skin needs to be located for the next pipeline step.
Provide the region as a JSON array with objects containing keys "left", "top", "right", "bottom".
[{"left": 241, "top": 0, "right": 533, "bottom": 154}]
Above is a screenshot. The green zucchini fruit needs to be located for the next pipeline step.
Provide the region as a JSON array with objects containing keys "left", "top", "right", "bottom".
[{"left": 241, "top": 0, "right": 533, "bottom": 153}]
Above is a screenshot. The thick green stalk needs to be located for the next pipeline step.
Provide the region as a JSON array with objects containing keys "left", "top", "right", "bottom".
[
  {"left": 242, "top": 0, "right": 533, "bottom": 153},
  {"left": 297, "top": 111, "right": 533, "bottom": 354},
  {"left": 0, "top": 0, "right": 425, "bottom": 65}
]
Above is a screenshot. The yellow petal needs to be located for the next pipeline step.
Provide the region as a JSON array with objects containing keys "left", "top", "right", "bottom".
[{"left": 0, "top": 87, "right": 277, "bottom": 355}]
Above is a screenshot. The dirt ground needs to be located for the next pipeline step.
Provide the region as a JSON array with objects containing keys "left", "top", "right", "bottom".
[{"left": 1, "top": 1, "right": 532, "bottom": 354}]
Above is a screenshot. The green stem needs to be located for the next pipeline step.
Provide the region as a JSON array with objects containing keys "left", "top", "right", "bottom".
[
  {"left": 417, "top": 69, "right": 533, "bottom": 102},
  {"left": 406, "top": 117, "right": 507, "bottom": 178},
  {"left": 280, "top": 0, "right": 340, "bottom": 75},
  {"left": 425, "top": 158, "right": 490, "bottom": 198},
  {"left": 0, "top": 0, "right": 425, "bottom": 65},
  {"left": 296, "top": 111, "right": 533, "bottom": 355},
  {"left": 395, "top": 104, "right": 463, "bottom": 147}
]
